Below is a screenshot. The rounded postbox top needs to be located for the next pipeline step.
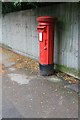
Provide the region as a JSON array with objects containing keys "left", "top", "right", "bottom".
[{"left": 37, "top": 16, "right": 56, "bottom": 23}]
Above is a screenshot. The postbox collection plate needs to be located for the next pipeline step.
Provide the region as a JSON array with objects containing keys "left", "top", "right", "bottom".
[{"left": 39, "top": 32, "right": 42, "bottom": 41}]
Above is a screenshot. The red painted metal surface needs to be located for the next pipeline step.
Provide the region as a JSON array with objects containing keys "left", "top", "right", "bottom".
[{"left": 37, "top": 16, "right": 56, "bottom": 65}]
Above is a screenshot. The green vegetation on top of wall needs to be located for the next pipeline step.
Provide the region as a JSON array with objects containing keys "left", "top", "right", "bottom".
[
  {"left": 2, "top": 2, "right": 54, "bottom": 15},
  {"left": 2, "top": 2, "right": 39, "bottom": 15}
]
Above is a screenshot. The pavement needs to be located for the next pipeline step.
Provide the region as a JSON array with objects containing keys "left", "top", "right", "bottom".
[{"left": 0, "top": 47, "right": 79, "bottom": 118}]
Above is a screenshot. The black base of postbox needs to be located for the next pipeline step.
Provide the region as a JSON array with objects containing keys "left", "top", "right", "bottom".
[{"left": 39, "top": 63, "right": 54, "bottom": 76}]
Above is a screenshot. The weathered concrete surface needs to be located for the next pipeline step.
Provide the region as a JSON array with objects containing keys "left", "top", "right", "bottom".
[{"left": 1, "top": 48, "right": 78, "bottom": 118}]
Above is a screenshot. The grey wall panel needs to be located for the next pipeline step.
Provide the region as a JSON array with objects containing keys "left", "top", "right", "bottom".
[{"left": 0, "top": 15, "right": 2, "bottom": 43}]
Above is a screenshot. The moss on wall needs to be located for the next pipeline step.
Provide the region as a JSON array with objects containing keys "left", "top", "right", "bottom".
[{"left": 55, "top": 64, "right": 80, "bottom": 79}]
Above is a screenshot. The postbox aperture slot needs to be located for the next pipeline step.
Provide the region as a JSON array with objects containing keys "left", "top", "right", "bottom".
[
  {"left": 37, "top": 26, "right": 46, "bottom": 29},
  {"left": 37, "top": 26, "right": 46, "bottom": 32}
]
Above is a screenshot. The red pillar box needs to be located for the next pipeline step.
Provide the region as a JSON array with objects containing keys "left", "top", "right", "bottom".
[{"left": 37, "top": 16, "right": 56, "bottom": 76}]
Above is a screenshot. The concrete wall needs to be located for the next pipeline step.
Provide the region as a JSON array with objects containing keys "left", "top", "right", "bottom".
[
  {"left": 2, "top": 3, "right": 79, "bottom": 78},
  {"left": 0, "top": 15, "right": 2, "bottom": 43},
  {"left": 78, "top": 3, "right": 80, "bottom": 78},
  {"left": 0, "top": 2, "right": 2, "bottom": 43},
  {"left": 2, "top": 10, "right": 39, "bottom": 59}
]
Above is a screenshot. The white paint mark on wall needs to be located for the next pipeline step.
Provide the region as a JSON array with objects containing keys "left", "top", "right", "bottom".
[{"left": 8, "top": 73, "right": 30, "bottom": 85}]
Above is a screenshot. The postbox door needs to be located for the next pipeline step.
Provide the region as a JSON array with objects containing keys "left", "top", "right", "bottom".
[{"left": 37, "top": 26, "right": 48, "bottom": 64}]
